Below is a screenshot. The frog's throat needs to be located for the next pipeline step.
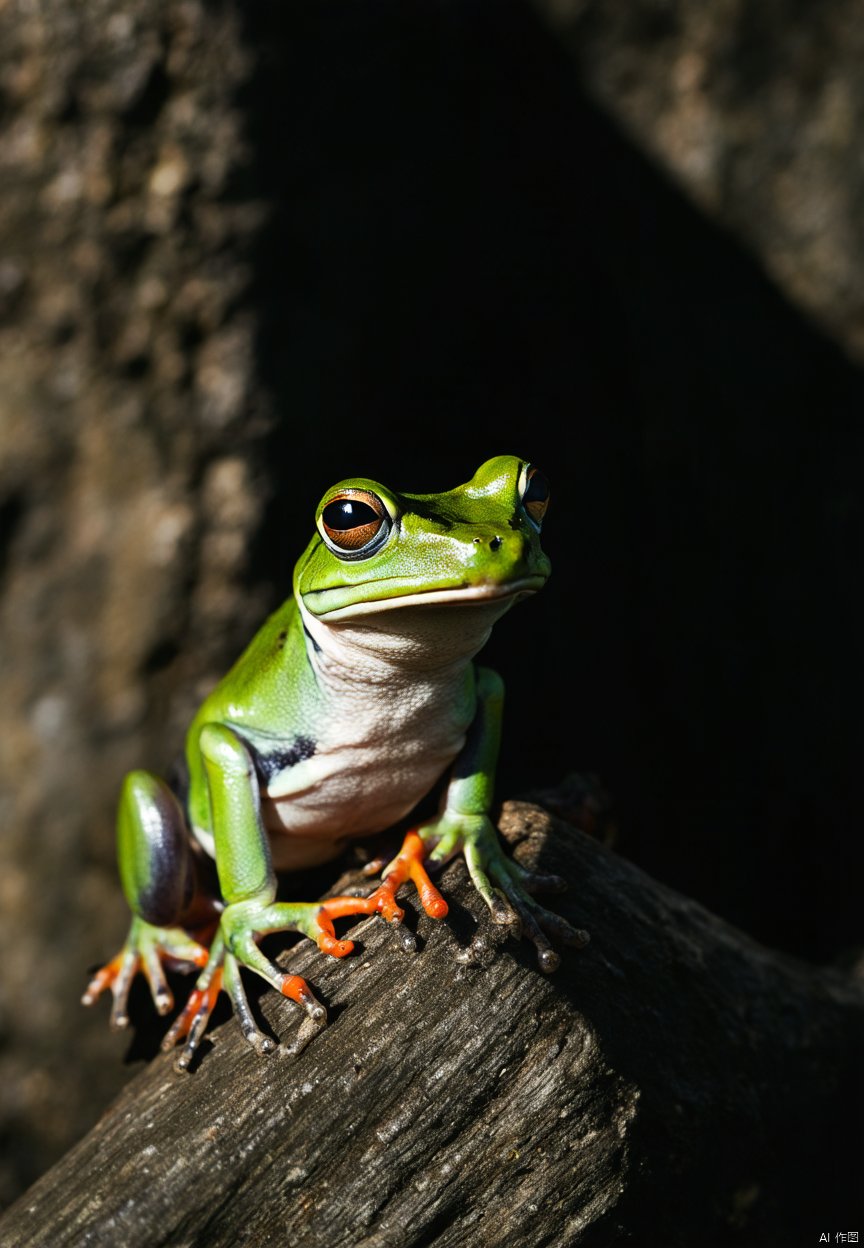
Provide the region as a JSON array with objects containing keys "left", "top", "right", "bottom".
[{"left": 301, "top": 574, "right": 545, "bottom": 622}]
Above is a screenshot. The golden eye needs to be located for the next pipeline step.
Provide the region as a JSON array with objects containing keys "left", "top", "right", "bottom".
[
  {"left": 521, "top": 466, "right": 550, "bottom": 527},
  {"left": 320, "top": 490, "right": 391, "bottom": 555}
]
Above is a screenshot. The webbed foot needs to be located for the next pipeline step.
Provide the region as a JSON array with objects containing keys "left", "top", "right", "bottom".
[
  {"left": 160, "top": 900, "right": 357, "bottom": 1071},
  {"left": 82, "top": 917, "right": 211, "bottom": 1029},
  {"left": 319, "top": 831, "right": 448, "bottom": 954},
  {"left": 463, "top": 840, "right": 590, "bottom": 972},
  {"left": 324, "top": 821, "right": 587, "bottom": 971}
]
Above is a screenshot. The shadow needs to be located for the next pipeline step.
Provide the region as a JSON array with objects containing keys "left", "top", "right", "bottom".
[
  {"left": 231, "top": 0, "right": 864, "bottom": 961},
  {"left": 119, "top": 973, "right": 231, "bottom": 1066}
]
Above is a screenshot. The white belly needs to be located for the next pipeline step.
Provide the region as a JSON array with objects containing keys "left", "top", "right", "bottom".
[{"left": 261, "top": 678, "right": 472, "bottom": 871}]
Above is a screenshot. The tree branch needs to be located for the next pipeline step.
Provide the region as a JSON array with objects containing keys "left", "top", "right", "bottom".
[{"left": 2, "top": 791, "right": 861, "bottom": 1246}]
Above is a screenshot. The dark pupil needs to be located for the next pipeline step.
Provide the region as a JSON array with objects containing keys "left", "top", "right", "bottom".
[
  {"left": 322, "top": 499, "right": 379, "bottom": 531},
  {"left": 524, "top": 469, "right": 550, "bottom": 504}
]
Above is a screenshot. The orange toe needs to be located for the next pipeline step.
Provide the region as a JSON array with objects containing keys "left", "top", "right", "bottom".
[
  {"left": 162, "top": 969, "right": 224, "bottom": 1048},
  {"left": 386, "top": 830, "right": 449, "bottom": 919}
]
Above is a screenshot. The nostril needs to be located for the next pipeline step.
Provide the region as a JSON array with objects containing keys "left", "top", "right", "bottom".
[{"left": 490, "top": 536, "right": 503, "bottom": 552}]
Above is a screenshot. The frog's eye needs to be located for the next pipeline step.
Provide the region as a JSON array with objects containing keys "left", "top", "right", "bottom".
[
  {"left": 520, "top": 465, "right": 550, "bottom": 529},
  {"left": 319, "top": 489, "right": 392, "bottom": 557}
]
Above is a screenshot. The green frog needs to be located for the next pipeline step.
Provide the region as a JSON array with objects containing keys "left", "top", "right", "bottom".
[{"left": 84, "top": 455, "right": 587, "bottom": 1069}]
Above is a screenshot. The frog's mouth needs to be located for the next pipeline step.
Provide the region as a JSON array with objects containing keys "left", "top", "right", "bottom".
[{"left": 304, "top": 574, "right": 546, "bottom": 622}]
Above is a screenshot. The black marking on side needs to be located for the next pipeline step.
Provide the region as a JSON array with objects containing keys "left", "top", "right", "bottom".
[
  {"left": 251, "top": 735, "right": 317, "bottom": 784},
  {"left": 136, "top": 782, "right": 195, "bottom": 926},
  {"left": 508, "top": 512, "right": 523, "bottom": 531},
  {"left": 302, "top": 620, "right": 322, "bottom": 654}
]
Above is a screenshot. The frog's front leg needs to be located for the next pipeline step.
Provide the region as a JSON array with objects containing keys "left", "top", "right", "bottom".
[
  {"left": 370, "top": 667, "right": 590, "bottom": 970},
  {"left": 165, "top": 723, "right": 356, "bottom": 1071},
  {"left": 82, "top": 771, "right": 215, "bottom": 1027}
]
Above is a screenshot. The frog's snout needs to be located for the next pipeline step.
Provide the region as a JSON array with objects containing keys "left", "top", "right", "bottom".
[{"left": 465, "top": 526, "right": 548, "bottom": 585}]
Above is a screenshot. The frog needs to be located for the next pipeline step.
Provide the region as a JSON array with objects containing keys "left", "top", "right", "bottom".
[{"left": 84, "top": 455, "right": 588, "bottom": 1070}]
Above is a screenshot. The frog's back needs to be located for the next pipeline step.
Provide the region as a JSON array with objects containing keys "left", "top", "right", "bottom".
[{"left": 192, "top": 598, "right": 314, "bottom": 730}]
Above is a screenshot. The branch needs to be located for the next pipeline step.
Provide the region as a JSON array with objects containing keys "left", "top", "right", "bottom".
[{"left": 2, "top": 790, "right": 861, "bottom": 1246}]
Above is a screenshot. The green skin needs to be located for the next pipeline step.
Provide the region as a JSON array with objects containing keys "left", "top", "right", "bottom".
[{"left": 85, "top": 455, "right": 586, "bottom": 1069}]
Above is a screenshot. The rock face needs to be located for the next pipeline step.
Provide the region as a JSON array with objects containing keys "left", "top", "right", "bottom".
[
  {"left": 0, "top": 0, "right": 270, "bottom": 1202},
  {"left": 534, "top": 0, "right": 864, "bottom": 362}
]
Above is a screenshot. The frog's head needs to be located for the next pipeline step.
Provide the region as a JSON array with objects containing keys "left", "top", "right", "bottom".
[{"left": 295, "top": 455, "right": 551, "bottom": 629}]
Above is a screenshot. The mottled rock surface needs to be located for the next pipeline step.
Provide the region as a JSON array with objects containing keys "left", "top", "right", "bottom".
[
  {"left": 534, "top": 0, "right": 864, "bottom": 361},
  {"left": 0, "top": 0, "right": 270, "bottom": 1202}
]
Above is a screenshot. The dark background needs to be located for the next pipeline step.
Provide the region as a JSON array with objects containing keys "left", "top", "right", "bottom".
[
  {"left": 241, "top": 0, "right": 864, "bottom": 961},
  {"left": 1, "top": 0, "right": 862, "bottom": 1207}
]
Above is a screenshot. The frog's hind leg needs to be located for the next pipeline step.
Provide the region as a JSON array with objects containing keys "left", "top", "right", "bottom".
[
  {"left": 82, "top": 771, "right": 215, "bottom": 1029},
  {"left": 163, "top": 723, "right": 351, "bottom": 1070}
]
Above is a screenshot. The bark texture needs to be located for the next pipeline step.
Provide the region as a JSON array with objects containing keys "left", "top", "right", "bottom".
[{"left": 0, "top": 798, "right": 860, "bottom": 1248}]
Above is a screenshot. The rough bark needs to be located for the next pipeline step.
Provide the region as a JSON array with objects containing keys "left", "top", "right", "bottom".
[{"left": 0, "top": 797, "right": 860, "bottom": 1248}]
